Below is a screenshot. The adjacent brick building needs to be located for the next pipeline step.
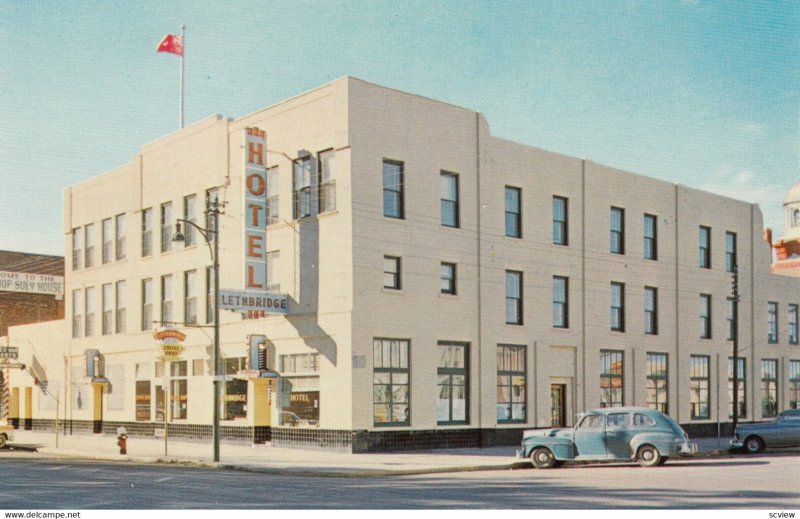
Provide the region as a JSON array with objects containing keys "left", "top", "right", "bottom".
[{"left": 0, "top": 251, "right": 65, "bottom": 336}]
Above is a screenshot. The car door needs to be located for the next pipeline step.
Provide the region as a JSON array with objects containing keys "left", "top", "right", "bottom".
[
  {"left": 574, "top": 413, "right": 607, "bottom": 458},
  {"left": 605, "top": 412, "right": 634, "bottom": 459},
  {"left": 775, "top": 414, "right": 800, "bottom": 447}
]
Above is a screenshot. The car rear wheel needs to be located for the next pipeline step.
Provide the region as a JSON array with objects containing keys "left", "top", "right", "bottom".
[
  {"left": 744, "top": 436, "right": 765, "bottom": 454},
  {"left": 0, "top": 434, "right": 7, "bottom": 449},
  {"left": 636, "top": 444, "right": 661, "bottom": 467},
  {"left": 531, "top": 447, "right": 558, "bottom": 469}
]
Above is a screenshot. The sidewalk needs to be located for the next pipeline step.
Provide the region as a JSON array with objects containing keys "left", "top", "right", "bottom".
[{"left": 4, "top": 430, "right": 731, "bottom": 477}]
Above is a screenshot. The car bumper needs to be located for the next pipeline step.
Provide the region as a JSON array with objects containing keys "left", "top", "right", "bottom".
[
  {"left": 679, "top": 441, "right": 698, "bottom": 455},
  {"left": 515, "top": 448, "right": 525, "bottom": 459},
  {"left": 729, "top": 439, "right": 744, "bottom": 450}
]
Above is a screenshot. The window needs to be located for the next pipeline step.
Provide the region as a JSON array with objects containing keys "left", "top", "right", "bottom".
[
  {"left": 142, "top": 208, "right": 153, "bottom": 257},
  {"left": 266, "top": 167, "right": 279, "bottom": 224},
  {"left": 505, "top": 186, "right": 521, "bottom": 238},
  {"left": 293, "top": 156, "right": 312, "bottom": 219},
  {"left": 610, "top": 282, "right": 625, "bottom": 332},
  {"left": 205, "top": 266, "right": 214, "bottom": 325},
  {"left": 729, "top": 357, "right": 746, "bottom": 418},
  {"left": 266, "top": 251, "right": 280, "bottom": 292},
  {"left": 183, "top": 195, "right": 197, "bottom": 247},
  {"left": 169, "top": 360, "right": 188, "bottom": 420},
  {"left": 690, "top": 355, "right": 710, "bottom": 419},
  {"left": 700, "top": 294, "right": 712, "bottom": 339},
  {"left": 646, "top": 353, "right": 668, "bottom": 414},
  {"left": 790, "top": 361, "right": 800, "bottom": 409},
  {"left": 553, "top": 276, "right": 568, "bottom": 328},
  {"left": 160, "top": 275, "right": 173, "bottom": 325},
  {"left": 184, "top": 270, "right": 197, "bottom": 325},
  {"left": 644, "top": 287, "right": 658, "bottom": 335},
  {"left": 553, "top": 196, "right": 568, "bottom": 245},
  {"left": 790, "top": 304, "right": 798, "bottom": 345},
  {"left": 497, "top": 345, "right": 526, "bottom": 423},
  {"left": 280, "top": 354, "right": 320, "bottom": 373},
  {"left": 141, "top": 278, "right": 153, "bottom": 331},
  {"left": 762, "top": 359, "right": 778, "bottom": 418},
  {"left": 373, "top": 338, "right": 410, "bottom": 426},
  {"left": 222, "top": 357, "right": 248, "bottom": 421},
  {"left": 610, "top": 207, "right": 625, "bottom": 254},
  {"left": 440, "top": 172, "right": 459, "bottom": 228},
  {"left": 71, "top": 289, "right": 82, "bottom": 338},
  {"left": 505, "top": 270, "right": 523, "bottom": 325},
  {"left": 84, "top": 286, "right": 95, "bottom": 337},
  {"left": 727, "top": 297, "right": 736, "bottom": 341},
  {"left": 84, "top": 223, "right": 95, "bottom": 268},
  {"left": 600, "top": 350, "right": 624, "bottom": 408},
  {"left": 205, "top": 188, "right": 219, "bottom": 232},
  {"left": 115, "top": 280, "right": 126, "bottom": 334},
  {"left": 437, "top": 342, "right": 468, "bottom": 424},
  {"left": 726, "top": 231, "right": 737, "bottom": 273},
  {"left": 71, "top": 228, "right": 82, "bottom": 270},
  {"left": 102, "top": 218, "right": 113, "bottom": 264},
  {"left": 160, "top": 202, "right": 173, "bottom": 253},
  {"left": 768, "top": 302, "right": 779, "bottom": 343},
  {"left": 383, "top": 160, "right": 404, "bottom": 219},
  {"left": 319, "top": 150, "right": 336, "bottom": 213},
  {"left": 440, "top": 262, "right": 456, "bottom": 295},
  {"left": 102, "top": 283, "right": 113, "bottom": 335},
  {"left": 115, "top": 213, "right": 126, "bottom": 260},
  {"left": 699, "top": 226, "right": 711, "bottom": 268},
  {"left": 644, "top": 214, "right": 657, "bottom": 260},
  {"left": 383, "top": 256, "right": 401, "bottom": 290},
  {"left": 135, "top": 380, "right": 151, "bottom": 422}
]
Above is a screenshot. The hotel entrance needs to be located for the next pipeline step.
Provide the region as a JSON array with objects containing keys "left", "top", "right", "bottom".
[{"left": 551, "top": 383, "right": 566, "bottom": 428}]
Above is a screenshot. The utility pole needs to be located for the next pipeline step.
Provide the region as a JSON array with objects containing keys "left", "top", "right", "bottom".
[{"left": 731, "top": 264, "right": 740, "bottom": 432}]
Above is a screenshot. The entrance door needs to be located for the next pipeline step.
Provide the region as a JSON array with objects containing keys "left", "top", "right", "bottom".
[{"left": 551, "top": 384, "right": 566, "bottom": 428}]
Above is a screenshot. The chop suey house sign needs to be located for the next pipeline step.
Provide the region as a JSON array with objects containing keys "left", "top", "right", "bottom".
[{"left": 0, "top": 270, "right": 64, "bottom": 296}]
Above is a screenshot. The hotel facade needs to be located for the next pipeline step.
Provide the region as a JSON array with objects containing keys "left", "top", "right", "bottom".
[{"left": 4, "top": 77, "right": 800, "bottom": 451}]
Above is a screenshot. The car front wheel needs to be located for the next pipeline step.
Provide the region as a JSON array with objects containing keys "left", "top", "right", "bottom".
[
  {"left": 531, "top": 447, "right": 558, "bottom": 469},
  {"left": 0, "top": 434, "right": 6, "bottom": 449},
  {"left": 636, "top": 444, "right": 661, "bottom": 467},
  {"left": 744, "top": 436, "right": 765, "bottom": 454}
]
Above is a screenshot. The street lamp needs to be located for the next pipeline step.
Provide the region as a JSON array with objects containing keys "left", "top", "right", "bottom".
[{"left": 173, "top": 196, "right": 223, "bottom": 462}]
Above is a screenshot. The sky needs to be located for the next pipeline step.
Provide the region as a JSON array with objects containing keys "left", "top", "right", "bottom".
[{"left": 1, "top": 0, "right": 799, "bottom": 256}]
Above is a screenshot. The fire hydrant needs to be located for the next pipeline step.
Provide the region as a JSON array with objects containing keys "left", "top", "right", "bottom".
[{"left": 116, "top": 426, "right": 128, "bottom": 455}]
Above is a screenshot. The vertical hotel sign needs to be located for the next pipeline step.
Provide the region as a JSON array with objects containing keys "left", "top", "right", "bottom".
[{"left": 244, "top": 127, "right": 268, "bottom": 292}]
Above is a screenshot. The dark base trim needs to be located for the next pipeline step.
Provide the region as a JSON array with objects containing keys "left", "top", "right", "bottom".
[
  {"left": 23, "top": 419, "right": 32, "bottom": 431},
  {"left": 10, "top": 418, "right": 19, "bottom": 429},
  {"left": 93, "top": 420, "right": 103, "bottom": 434}
]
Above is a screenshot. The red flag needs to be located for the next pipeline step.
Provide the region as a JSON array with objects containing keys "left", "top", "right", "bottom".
[{"left": 156, "top": 34, "right": 183, "bottom": 56}]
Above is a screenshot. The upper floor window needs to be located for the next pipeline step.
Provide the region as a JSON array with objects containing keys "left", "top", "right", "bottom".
[
  {"left": 726, "top": 231, "right": 737, "bottom": 273},
  {"left": 768, "top": 302, "right": 779, "bottom": 343},
  {"left": 699, "top": 226, "right": 711, "bottom": 268},
  {"left": 205, "top": 188, "right": 219, "bottom": 232},
  {"left": 610, "top": 207, "right": 625, "bottom": 254},
  {"left": 115, "top": 214, "right": 126, "bottom": 260},
  {"left": 553, "top": 276, "right": 568, "bottom": 328},
  {"left": 319, "top": 150, "right": 336, "bottom": 213},
  {"left": 71, "top": 289, "right": 82, "bottom": 338},
  {"left": 183, "top": 195, "right": 197, "bottom": 247},
  {"left": 610, "top": 282, "right": 625, "bottom": 332},
  {"left": 644, "top": 286, "right": 658, "bottom": 335},
  {"left": 727, "top": 297, "right": 736, "bottom": 341},
  {"left": 644, "top": 214, "right": 657, "bottom": 260},
  {"left": 141, "top": 278, "right": 153, "bottom": 331},
  {"left": 383, "top": 256, "right": 401, "bottom": 290},
  {"left": 71, "top": 228, "right": 82, "bottom": 270},
  {"left": 700, "top": 294, "right": 712, "bottom": 339},
  {"left": 790, "top": 304, "right": 798, "bottom": 345},
  {"left": 160, "top": 202, "right": 173, "bottom": 253},
  {"left": 441, "top": 172, "right": 459, "bottom": 228},
  {"left": 160, "top": 274, "right": 173, "bottom": 326},
  {"left": 141, "top": 208, "right": 153, "bottom": 257},
  {"left": 505, "top": 270, "right": 523, "bottom": 325},
  {"left": 102, "top": 283, "right": 113, "bottom": 336},
  {"left": 84, "top": 286, "right": 95, "bottom": 337},
  {"left": 553, "top": 196, "right": 568, "bottom": 246},
  {"left": 266, "top": 251, "right": 280, "bottom": 292},
  {"left": 293, "top": 156, "right": 313, "bottom": 219},
  {"left": 184, "top": 270, "right": 198, "bottom": 325},
  {"left": 383, "top": 160, "right": 404, "bottom": 219},
  {"left": 115, "top": 280, "right": 126, "bottom": 334},
  {"left": 84, "top": 223, "right": 95, "bottom": 268},
  {"left": 505, "top": 186, "right": 521, "bottom": 238},
  {"left": 102, "top": 218, "right": 113, "bottom": 264},
  {"left": 441, "top": 262, "right": 456, "bottom": 295}
]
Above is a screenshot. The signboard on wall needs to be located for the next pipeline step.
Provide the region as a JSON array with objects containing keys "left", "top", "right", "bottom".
[
  {"left": 0, "top": 271, "right": 63, "bottom": 296},
  {"left": 218, "top": 289, "right": 288, "bottom": 315},
  {"left": 244, "top": 127, "right": 268, "bottom": 292},
  {"left": 153, "top": 328, "right": 186, "bottom": 361}
]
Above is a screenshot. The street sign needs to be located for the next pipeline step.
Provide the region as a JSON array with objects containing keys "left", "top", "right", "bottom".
[
  {"left": 0, "top": 347, "right": 19, "bottom": 359},
  {"left": 218, "top": 289, "right": 288, "bottom": 314}
]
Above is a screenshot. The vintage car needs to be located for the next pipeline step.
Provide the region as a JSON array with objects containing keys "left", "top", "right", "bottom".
[
  {"left": 730, "top": 408, "right": 800, "bottom": 453},
  {"left": 517, "top": 407, "right": 697, "bottom": 468},
  {"left": 0, "top": 424, "right": 14, "bottom": 449}
]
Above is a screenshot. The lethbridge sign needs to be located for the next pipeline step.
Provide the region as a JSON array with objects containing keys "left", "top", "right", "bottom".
[
  {"left": 218, "top": 289, "right": 288, "bottom": 316},
  {"left": 0, "top": 270, "right": 64, "bottom": 296}
]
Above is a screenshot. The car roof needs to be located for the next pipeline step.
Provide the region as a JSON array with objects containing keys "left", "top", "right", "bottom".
[
  {"left": 584, "top": 407, "right": 663, "bottom": 415},
  {"left": 782, "top": 409, "right": 800, "bottom": 416}
]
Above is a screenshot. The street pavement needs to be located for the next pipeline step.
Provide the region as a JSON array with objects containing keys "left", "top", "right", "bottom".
[{"left": 3, "top": 429, "right": 734, "bottom": 476}]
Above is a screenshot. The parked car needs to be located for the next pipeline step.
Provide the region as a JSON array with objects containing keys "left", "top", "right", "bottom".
[
  {"left": 0, "top": 424, "right": 14, "bottom": 449},
  {"left": 730, "top": 409, "right": 800, "bottom": 454},
  {"left": 517, "top": 407, "right": 697, "bottom": 468}
]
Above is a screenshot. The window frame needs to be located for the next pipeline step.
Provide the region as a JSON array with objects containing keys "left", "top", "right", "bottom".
[
  {"left": 790, "top": 304, "right": 798, "bottom": 345},
  {"left": 160, "top": 202, "right": 173, "bottom": 254},
  {"left": 293, "top": 155, "right": 313, "bottom": 219},
  {"left": 600, "top": 349, "right": 624, "bottom": 408},
  {"left": 644, "top": 213, "right": 657, "bottom": 260},
  {"left": 383, "top": 256, "right": 401, "bottom": 290},
  {"left": 790, "top": 360, "right": 800, "bottom": 410},
  {"left": 440, "top": 262, "right": 456, "bottom": 295},
  {"left": 141, "top": 278, "right": 153, "bottom": 332},
  {"left": 505, "top": 270, "right": 523, "bottom": 325},
  {"left": 768, "top": 302, "right": 779, "bottom": 343},
  {"left": 184, "top": 269, "right": 197, "bottom": 325},
  {"left": 610, "top": 207, "right": 625, "bottom": 254},
  {"left": 553, "top": 196, "right": 568, "bottom": 246},
  {"left": 318, "top": 149, "right": 336, "bottom": 214},
  {"left": 496, "top": 345, "right": 527, "bottom": 423},
  {"left": 437, "top": 342, "right": 469, "bottom": 425},
  {"left": 183, "top": 194, "right": 197, "bottom": 247},
  {"left": 725, "top": 231, "right": 737, "bottom": 273},
  {"left": 102, "top": 218, "right": 113, "bottom": 264},
  {"left": 373, "top": 338, "right": 411, "bottom": 427},
  {"left": 160, "top": 274, "right": 173, "bottom": 326},
  {"left": 761, "top": 359, "right": 778, "bottom": 418},
  {"left": 141, "top": 207, "right": 153, "bottom": 257},
  {"left": 699, "top": 225, "right": 711, "bottom": 269},
  {"left": 115, "top": 213, "right": 126, "bottom": 260},
  {"left": 505, "top": 186, "right": 522, "bottom": 238},
  {"left": 610, "top": 282, "right": 625, "bottom": 332},
  {"left": 382, "top": 160, "right": 404, "bottom": 219},
  {"left": 700, "top": 294, "right": 712, "bottom": 339},
  {"left": 729, "top": 356, "right": 747, "bottom": 419},
  {"left": 553, "top": 276, "right": 569, "bottom": 329},
  {"left": 644, "top": 286, "right": 658, "bottom": 335},
  {"left": 690, "top": 355, "right": 711, "bottom": 420},
  {"left": 440, "top": 171, "right": 460, "bottom": 228},
  {"left": 646, "top": 352, "right": 668, "bottom": 414}
]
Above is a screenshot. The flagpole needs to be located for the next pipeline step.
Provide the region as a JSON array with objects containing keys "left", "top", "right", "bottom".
[{"left": 180, "top": 24, "right": 186, "bottom": 129}]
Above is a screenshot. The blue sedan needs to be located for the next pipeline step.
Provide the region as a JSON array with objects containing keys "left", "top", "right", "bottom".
[{"left": 517, "top": 407, "right": 697, "bottom": 468}]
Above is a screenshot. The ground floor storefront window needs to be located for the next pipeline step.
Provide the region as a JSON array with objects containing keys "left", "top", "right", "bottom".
[
  {"left": 729, "top": 357, "right": 746, "bottom": 419},
  {"left": 437, "top": 342, "right": 468, "bottom": 425},
  {"left": 690, "top": 355, "right": 710, "bottom": 419},
  {"left": 600, "top": 350, "right": 624, "bottom": 408},
  {"left": 373, "top": 338, "right": 410, "bottom": 426},
  {"left": 496, "top": 344, "right": 526, "bottom": 423},
  {"left": 222, "top": 357, "right": 247, "bottom": 421},
  {"left": 278, "top": 353, "right": 320, "bottom": 427},
  {"left": 791, "top": 360, "right": 800, "bottom": 409}
]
